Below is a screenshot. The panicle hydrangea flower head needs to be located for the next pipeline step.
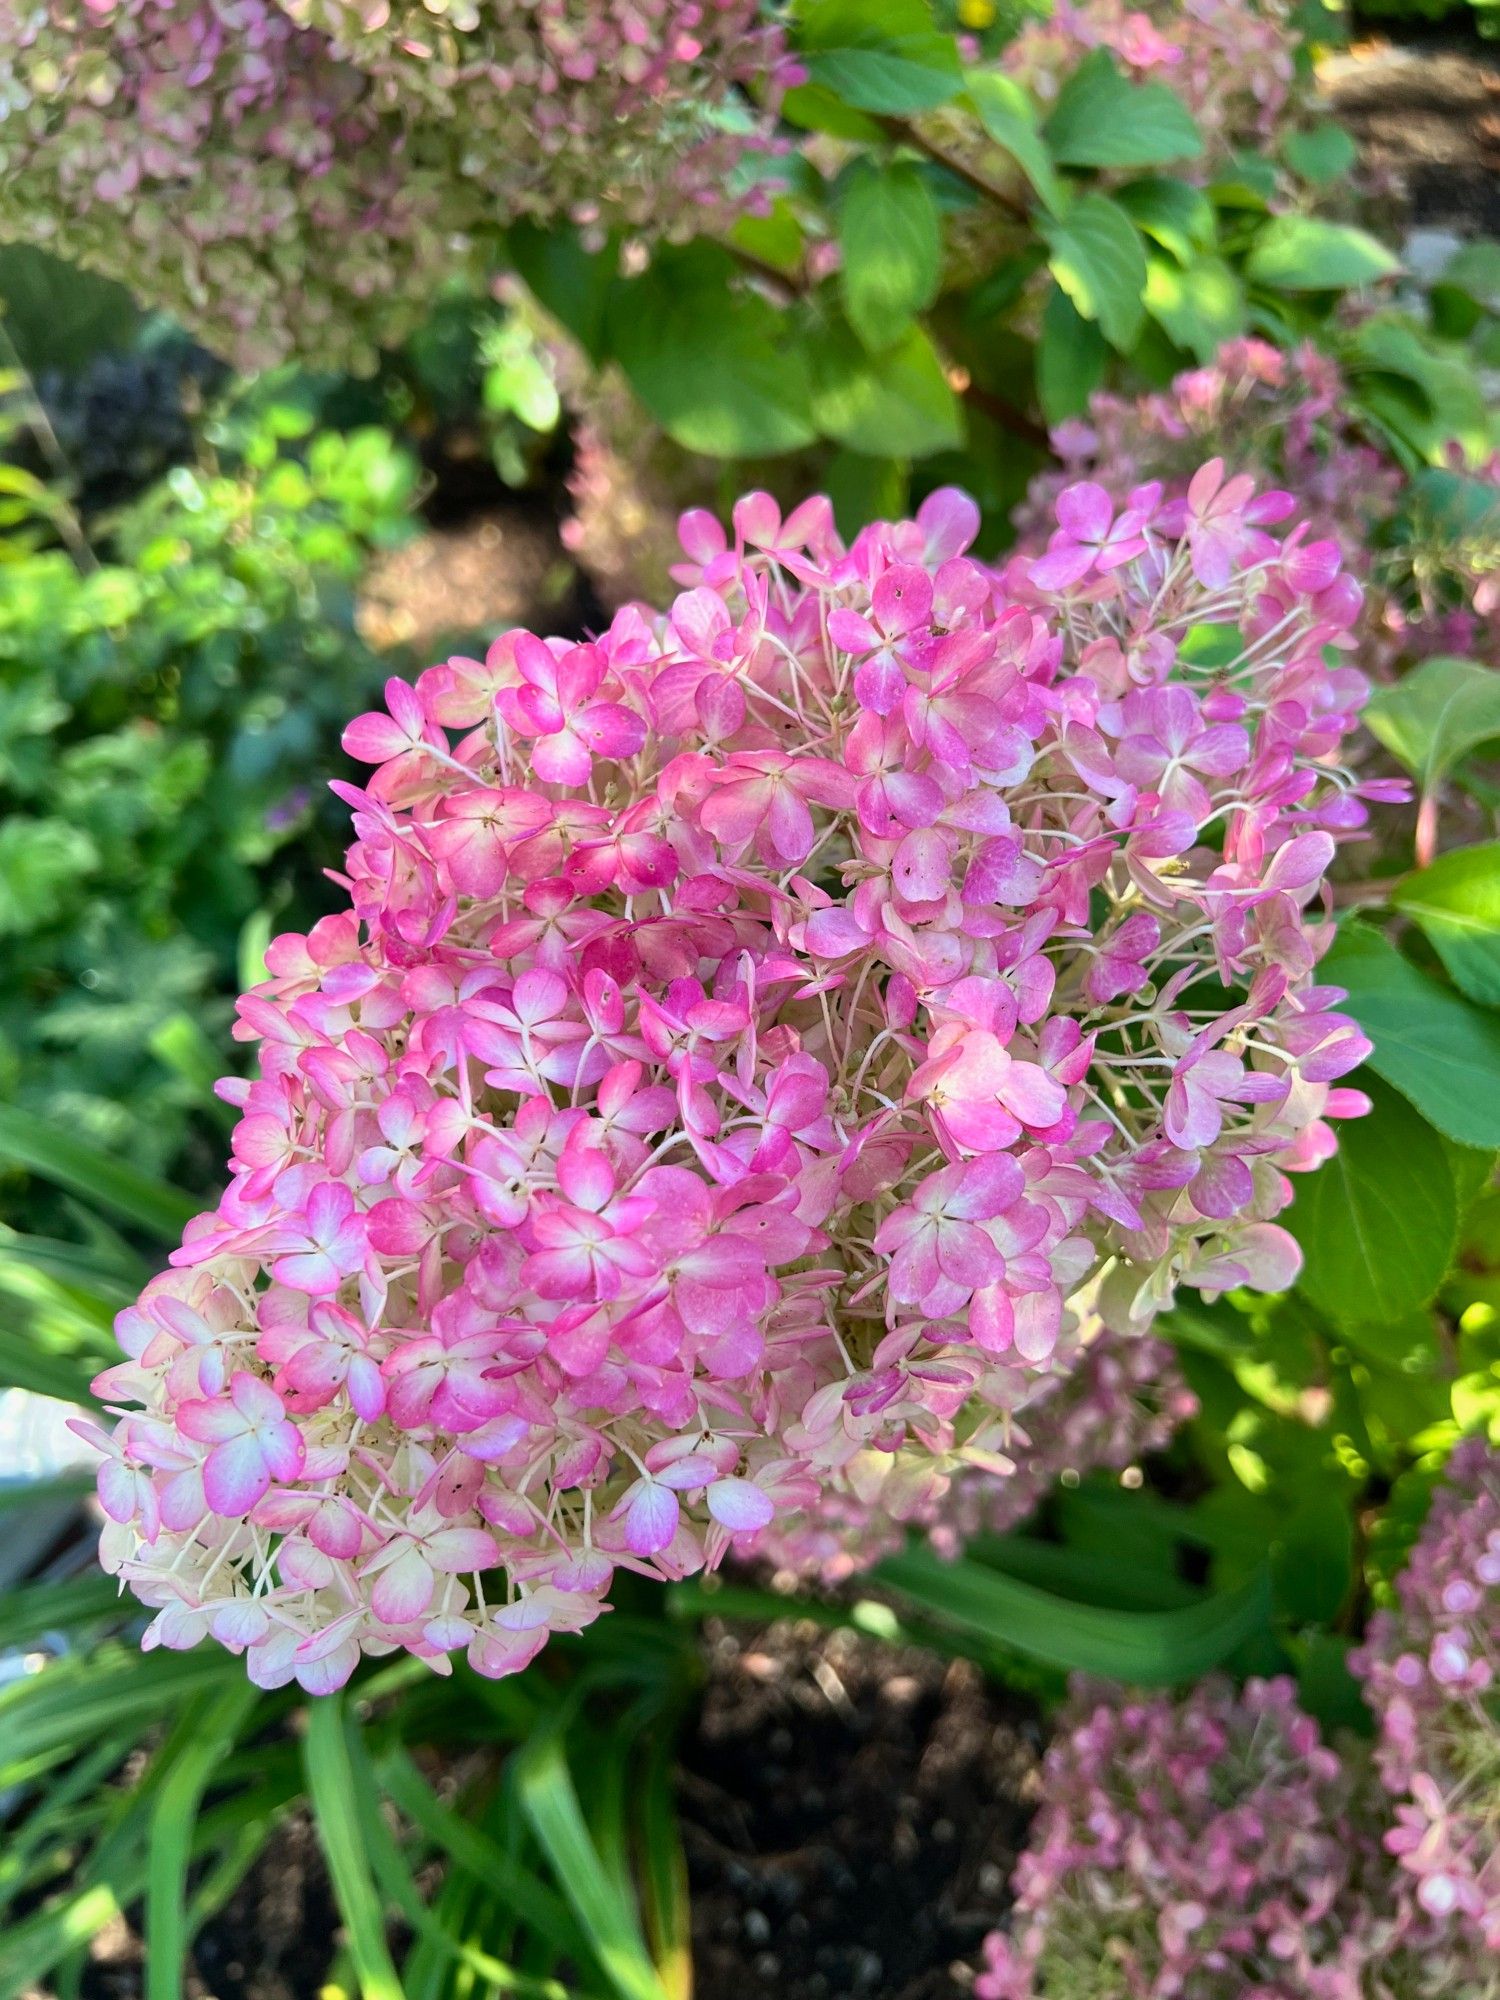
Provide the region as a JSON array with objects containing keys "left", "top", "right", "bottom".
[
  {"left": 86, "top": 472, "right": 1380, "bottom": 1693},
  {"left": 0, "top": 0, "right": 788, "bottom": 368},
  {"left": 1352, "top": 1439, "right": 1500, "bottom": 1953}
]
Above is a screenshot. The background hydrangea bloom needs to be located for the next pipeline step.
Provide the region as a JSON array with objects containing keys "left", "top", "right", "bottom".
[
  {"left": 1353, "top": 1440, "right": 1500, "bottom": 1953},
  {"left": 976, "top": 1668, "right": 1500, "bottom": 1999},
  {"left": 0, "top": 0, "right": 788, "bottom": 368},
  {"left": 87, "top": 473, "right": 1380, "bottom": 1692}
]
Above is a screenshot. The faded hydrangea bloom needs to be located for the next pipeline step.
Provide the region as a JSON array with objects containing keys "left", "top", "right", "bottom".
[
  {"left": 977, "top": 1669, "right": 1500, "bottom": 1999},
  {"left": 84, "top": 473, "right": 1383, "bottom": 1692},
  {"left": 1352, "top": 1439, "right": 1500, "bottom": 1953},
  {"left": 0, "top": 0, "right": 789, "bottom": 368}
]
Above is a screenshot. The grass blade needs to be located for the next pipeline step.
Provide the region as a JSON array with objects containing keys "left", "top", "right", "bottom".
[
  {"left": 378, "top": 1748, "right": 580, "bottom": 1959},
  {"left": 302, "top": 1695, "right": 404, "bottom": 2000},
  {"left": 0, "top": 1105, "right": 198, "bottom": 1240},
  {"left": 517, "top": 1734, "right": 668, "bottom": 2000},
  {"left": 146, "top": 1683, "right": 259, "bottom": 2000},
  {"left": 636, "top": 1736, "right": 691, "bottom": 2000}
]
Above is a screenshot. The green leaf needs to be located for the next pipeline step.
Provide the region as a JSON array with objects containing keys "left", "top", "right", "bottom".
[
  {"left": 962, "top": 70, "right": 1064, "bottom": 215},
  {"left": 509, "top": 224, "right": 618, "bottom": 361},
  {"left": 1043, "top": 49, "right": 1202, "bottom": 168},
  {"left": 1036, "top": 282, "right": 1107, "bottom": 423},
  {"left": 1323, "top": 924, "right": 1500, "bottom": 1148},
  {"left": 838, "top": 159, "right": 943, "bottom": 351},
  {"left": 147, "top": 1685, "right": 259, "bottom": 2000},
  {"left": 1289, "top": 1075, "right": 1456, "bottom": 1326},
  {"left": 608, "top": 247, "right": 816, "bottom": 458},
  {"left": 796, "top": 0, "right": 962, "bottom": 115},
  {"left": 0, "top": 1104, "right": 197, "bottom": 1241},
  {"left": 1144, "top": 254, "right": 1246, "bottom": 361},
  {"left": 1042, "top": 193, "right": 1147, "bottom": 350},
  {"left": 302, "top": 1698, "right": 405, "bottom": 2000},
  {"left": 807, "top": 319, "right": 963, "bottom": 458},
  {"left": 1393, "top": 843, "right": 1500, "bottom": 1006},
  {"left": 1246, "top": 215, "right": 1400, "bottom": 293},
  {"left": 517, "top": 1734, "right": 669, "bottom": 2000},
  {"left": 1117, "top": 177, "right": 1217, "bottom": 264},
  {"left": 1281, "top": 121, "right": 1358, "bottom": 186},
  {"left": 876, "top": 1546, "right": 1273, "bottom": 1683},
  {"left": 780, "top": 81, "right": 886, "bottom": 142},
  {"left": 1363, "top": 655, "right": 1500, "bottom": 794},
  {"left": 824, "top": 449, "right": 909, "bottom": 539}
]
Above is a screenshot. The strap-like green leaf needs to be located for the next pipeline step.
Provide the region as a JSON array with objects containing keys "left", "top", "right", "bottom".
[
  {"left": 0, "top": 1105, "right": 198, "bottom": 1242},
  {"left": 876, "top": 1547, "right": 1273, "bottom": 1683}
]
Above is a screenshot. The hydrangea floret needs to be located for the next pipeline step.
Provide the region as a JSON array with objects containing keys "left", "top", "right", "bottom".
[
  {"left": 85, "top": 472, "right": 1385, "bottom": 1693},
  {"left": 0, "top": 0, "right": 789, "bottom": 368},
  {"left": 1352, "top": 1439, "right": 1500, "bottom": 1951}
]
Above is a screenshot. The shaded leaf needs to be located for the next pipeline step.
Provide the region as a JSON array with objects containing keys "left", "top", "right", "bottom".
[
  {"left": 1044, "top": 50, "right": 1202, "bottom": 168},
  {"left": 1364, "top": 655, "right": 1500, "bottom": 793},
  {"left": 1042, "top": 194, "right": 1147, "bottom": 350},
  {"left": 1288, "top": 1075, "right": 1457, "bottom": 1324},
  {"left": 838, "top": 159, "right": 942, "bottom": 351},
  {"left": 1324, "top": 924, "right": 1500, "bottom": 1148}
]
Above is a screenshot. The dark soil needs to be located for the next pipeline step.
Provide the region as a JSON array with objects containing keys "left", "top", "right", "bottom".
[
  {"left": 1324, "top": 39, "right": 1500, "bottom": 236},
  {"left": 679, "top": 1622, "right": 1040, "bottom": 2000}
]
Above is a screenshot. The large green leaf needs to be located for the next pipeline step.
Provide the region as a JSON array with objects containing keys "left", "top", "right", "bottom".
[
  {"left": 0, "top": 1105, "right": 198, "bottom": 1242},
  {"left": 876, "top": 1546, "right": 1272, "bottom": 1683},
  {"left": 796, "top": 0, "right": 961, "bottom": 115},
  {"left": 1036, "top": 283, "right": 1107, "bottom": 423},
  {"left": 1043, "top": 49, "right": 1202, "bottom": 168},
  {"left": 838, "top": 158, "right": 942, "bottom": 351},
  {"left": 1393, "top": 843, "right": 1500, "bottom": 1006},
  {"left": 1364, "top": 655, "right": 1500, "bottom": 794},
  {"left": 608, "top": 248, "right": 817, "bottom": 458},
  {"left": 1288, "top": 1076, "right": 1457, "bottom": 1327},
  {"left": 807, "top": 319, "right": 963, "bottom": 457},
  {"left": 1117, "top": 177, "right": 1217, "bottom": 264},
  {"left": 1245, "top": 215, "right": 1400, "bottom": 293},
  {"left": 1323, "top": 924, "right": 1500, "bottom": 1148},
  {"left": 1042, "top": 194, "right": 1147, "bottom": 350},
  {"left": 1144, "top": 254, "right": 1246, "bottom": 362}
]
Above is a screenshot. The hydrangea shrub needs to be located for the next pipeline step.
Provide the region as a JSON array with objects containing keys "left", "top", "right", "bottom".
[{"left": 84, "top": 472, "right": 1386, "bottom": 1693}]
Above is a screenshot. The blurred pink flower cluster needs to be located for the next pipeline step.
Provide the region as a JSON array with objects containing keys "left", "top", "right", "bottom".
[
  {"left": 1000, "top": 0, "right": 1297, "bottom": 161},
  {"left": 0, "top": 0, "right": 787, "bottom": 367},
  {"left": 88, "top": 473, "right": 1382, "bottom": 1692},
  {"left": 977, "top": 1662, "right": 1500, "bottom": 2000},
  {"left": 1016, "top": 338, "right": 1500, "bottom": 674},
  {"left": 1353, "top": 1439, "right": 1500, "bottom": 1953}
]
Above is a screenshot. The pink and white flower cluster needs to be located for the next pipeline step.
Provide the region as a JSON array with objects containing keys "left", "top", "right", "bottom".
[
  {"left": 0, "top": 0, "right": 787, "bottom": 368},
  {"left": 977, "top": 1668, "right": 1500, "bottom": 2000},
  {"left": 1353, "top": 1439, "right": 1500, "bottom": 1953},
  {"left": 1000, "top": 0, "right": 1298, "bottom": 161},
  {"left": 88, "top": 473, "right": 1381, "bottom": 1693}
]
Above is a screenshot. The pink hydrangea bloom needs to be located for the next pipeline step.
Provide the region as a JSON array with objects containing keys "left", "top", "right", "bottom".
[
  {"left": 976, "top": 1670, "right": 1500, "bottom": 1999},
  {"left": 1352, "top": 1440, "right": 1500, "bottom": 1953},
  {"left": 89, "top": 474, "right": 1376, "bottom": 1691}
]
